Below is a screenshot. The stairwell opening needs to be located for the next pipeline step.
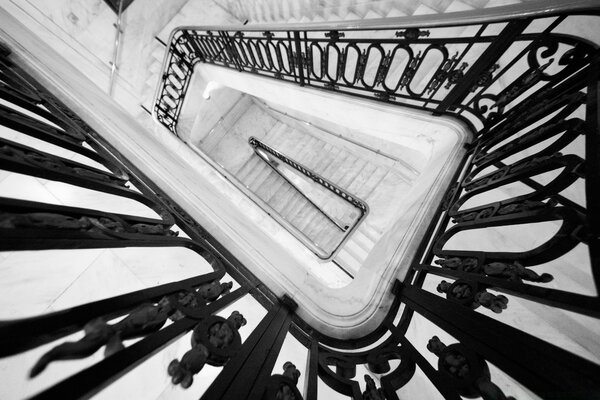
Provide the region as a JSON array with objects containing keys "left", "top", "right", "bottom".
[{"left": 173, "top": 66, "right": 470, "bottom": 296}]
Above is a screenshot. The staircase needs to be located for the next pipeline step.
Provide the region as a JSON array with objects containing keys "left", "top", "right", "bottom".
[
  {"left": 191, "top": 97, "right": 415, "bottom": 274},
  {"left": 235, "top": 151, "right": 348, "bottom": 257},
  {"left": 219, "top": 0, "right": 527, "bottom": 24},
  {"left": 145, "top": 0, "right": 534, "bottom": 273}
]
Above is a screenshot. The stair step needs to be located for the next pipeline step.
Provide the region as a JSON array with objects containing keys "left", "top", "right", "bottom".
[
  {"left": 297, "top": 206, "right": 323, "bottom": 233},
  {"left": 329, "top": 153, "right": 358, "bottom": 186},
  {"left": 286, "top": 133, "right": 318, "bottom": 162},
  {"left": 267, "top": 181, "right": 297, "bottom": 212},
  {"left": 280, "top": 189, "right": 306, "bottom": 220},
  {"left": 413, "top": 4, "right": 437, "bottom": 15},
  {"left": 233, "top": 150, "right": 259, "bottom": 177},
  {"left": 354, "top": 166, "right": 389, "bottom": 199},
  {"left": 352, "top": 228, "right": 377, "bottom": 253},
  {"left": 313, "top": 146, "right": 343, "bottom": 177},
  {"left": 340, "top": 235, "right": 369, "bottom": 262},
  {"left": 359, "top": 222, "right": 382, "bottom": 244},
  {"left": 246, "top": 160, "right": 273, "bottom": 190},
  {"left": 316, "top": 226, "right": 344, "bottom": 253},
  {"left": 288, "top": 201, "right": 315, "bottom": 232},
  {"left": 345, "top": 162, "right": 377, "bottom": 195},
  {"left": 238, "top": 155, "right": 265, "bottom": 185},
  {"left": 335, "top": 247, "right": 362, "bottom": 275},
  {"left": 321, "top": 151, "right": 352, "bottom": 183},
  {"left": 151, "top": 45, "right": 165, "bottom": 61},
  {"left": 264, "top": 121, "right": 288, "bottom": 143},
  {"left": 337, "top": 158, "right": 368, "bottom": 192},
  {"left": 254, "top": 168, "right": 285, "bottom": 200},
  {"left": 256, "top": 171, "right": 288, "bottom": 201},
  {"left": 385, "top": 8, "right": 407, "bottom": 17}
]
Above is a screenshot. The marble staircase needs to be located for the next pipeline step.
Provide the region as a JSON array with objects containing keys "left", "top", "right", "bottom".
[
  {"left": 218, "top": 0, "right": 526, "bottom": 24},
  {"left": 234, "top": 151, "right": 347, "bottom": 256},
  {"left": 189, "top": 97, "right": 420, "bottom": 274}
]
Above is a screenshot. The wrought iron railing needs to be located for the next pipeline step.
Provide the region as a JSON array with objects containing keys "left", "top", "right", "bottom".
[
  {"left": 1, "top": 1, "right": 600, "bottom": 399},
  {"left": 153, "top": 0, "right": 600, "bottom": 136}
]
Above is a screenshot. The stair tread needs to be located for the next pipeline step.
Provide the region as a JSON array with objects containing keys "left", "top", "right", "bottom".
[{"left": 335, "top": 248, "right": 362, "bottom": 274}]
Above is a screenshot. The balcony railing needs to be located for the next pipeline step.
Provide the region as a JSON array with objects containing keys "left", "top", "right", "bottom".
[{"left": 1, "top": 1, "right": 600, "bottom": 398}]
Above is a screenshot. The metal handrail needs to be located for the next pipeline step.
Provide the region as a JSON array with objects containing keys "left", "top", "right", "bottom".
[
  {"left": 253, "top": 147, "right": 348, "bottom": 232},
  {"left": 256, "top": 101, "right": 420, "bottom": 177},
  {"left": 249, "top": 136, "right": 369, "bottom": 260}
]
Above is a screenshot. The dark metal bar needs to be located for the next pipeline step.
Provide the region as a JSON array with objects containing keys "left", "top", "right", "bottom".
[
  {"left": 401, "top": 285, "right": 600, "bottom": 399},
  {"left": 293, "top": 31, "right": 305, "bottom": 86},
  {"left": 30, "top": 288, "right": 247, "bottom": 400},
  {"left": 388, "top": 324, "right": 462, "bottom": 400},
  {"left": 415, "top": 264, "right": 600, "bottom": 318},
  {"left": 246, "top": 304, "right": 294, "bottom": 400},
  {"left": 436, "top": 19, "right": 531, "bottom": 113},
  {"left": 0, "top": 270, "right": 225, "bottom": 356},
  {"left": 202, "top": 304, "right": 289, "bottom": 400},
  {"left": 303, "top": 339, "right": 319, "bottom": 400}
]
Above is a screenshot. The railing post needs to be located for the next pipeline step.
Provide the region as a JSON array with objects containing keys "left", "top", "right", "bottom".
[
  {"left": 435, "top": 19, "right": 531, "bottom": 115},
  {"left": 293, "top": 31, "right": 305, "bottom": 86},
  {"left": 401, "top": 285, "right": 600, "bottom": 399},
  {"left": 220, "top": 31, "right": 243, "bottom": 72},
  {"left": 201, "top": 295, "right": 298, "bottom": 400}
]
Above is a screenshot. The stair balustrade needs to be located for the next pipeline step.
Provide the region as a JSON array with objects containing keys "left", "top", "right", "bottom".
[{"left": 0, "top": 1, "right": 600, "bottom": 398}]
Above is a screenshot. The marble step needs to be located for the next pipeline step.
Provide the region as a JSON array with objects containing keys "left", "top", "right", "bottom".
[
  {"left": 255, "top": 167, "right": 289, "bottom": 201},
  {"left": 334, "top": 221, "right": 382, "bottom": 273},
  {"left": 353, "top": 166, "right": 390, "bottom": 200},
  {"left": 263, "top": 121, "right": 288, "bottom": 143},
  {"left": 266, "top": 179, "right": 298, "bottom": 213},
  {"left": 299, "top": 208, "right": 345, "bottom": 251},
  {"left": 359, "top": 221, "right": 383, "bottom": 243},
  {"left": 340, "top": 232, "right": 370, "bottom": 261},
  {"left": 287, "top": 202, "right": 318, "bottom": 233},
  {"left": 245, "top": 159, "right": 274, "bottom": 191},
  {"left": 237, "top": 154, "right": 266, "bottom": 184},
  {"left": 295, "top": 205, "right": 322, "bottom": 233},
  {"left": 335, "top": 246, "right": 363, "bottom": 275},
  {"left": 336, "top": 157, "right": 369, "bottom": 192},
  {"left": 279, "top": 190, "right": 309, "bottom": 221},
  {"left": 224, "top": 0, "right": 503, "bottom": 25}
]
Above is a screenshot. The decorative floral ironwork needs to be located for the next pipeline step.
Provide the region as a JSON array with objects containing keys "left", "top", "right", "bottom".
[
  {"left": 168, "top": 311, "right": 246, "bottom": 388},
  {"left": 395, "top": 28, "right": 430, "bottom": 41},
  {"left": 427, "top": 336, "right": 516, "bottom": 400},
  {"left": 263, "top": 362, "right": 303, "bottom": 400},
  {"left": 437, "top": 280, "right": 509, "bottom": 313}
]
